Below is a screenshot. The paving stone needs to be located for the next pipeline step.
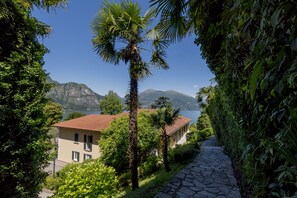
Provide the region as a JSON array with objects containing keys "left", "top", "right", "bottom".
[
  {"left": 196, "top": 190, "right": 216, "bottom": 197},
  {"left": 154, "top": 137, "right": 241, "bottom": 198},
  {"left": 155, "top": 192, "right": 173, "bottom": 198},
  {"left": 179, "top": 187, "right": 195, "bottom": 196}
]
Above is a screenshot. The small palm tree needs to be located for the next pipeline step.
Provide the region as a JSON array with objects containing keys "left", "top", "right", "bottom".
[
  {"left": 92, "top": 1, "right": 169, "bottom": 190},
  {"left": 151, "top": 107, "right": 180, "bottom": 172}
]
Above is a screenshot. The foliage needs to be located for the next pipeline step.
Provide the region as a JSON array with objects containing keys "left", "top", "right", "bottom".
[
  {"left": 151, "top": 107, "right": 180, "bottom": 172},
  {"left": 196, "top": 86, "right": 214, "bottom": 110},
  {"left": 139, "top": 156, "right": 160, "bottom": 177},
  {"left": 196, "top": 111, "right": 212, "bottom": 131},
  {"left": 44, "top": 175, "right": 60, "bottom": 190},
  {"left": 0, "top": 0, "right": 65, "bottom": 196},
  {"left": 64, "top": 111, "right": 86, "bottom": 121},
  {"left": 169, "top": 143, "right": 199, "bottom": 164},
  {"left": 44, "top": 101, "right": 64, "bottom": 126},
  {"left": 151, "top": 96, "right": 172, "bottom": 109},
  {"left": 118, "top": 163, "right": 186, "bottom": 198},
  {"left": 99, "top": 90, "right": 124, "bottom": 115},
  {"left": 92, "top": 0, "right": 169, "bottom": 189},
  {"left": 154, "top": 0, "right": 297, "bottom": 196},
  {"left": 55, "top": 160, "right": 119, "bottom": 198},
  {"left": 99, "top": 111, "right": 159, "bottom": 173}
]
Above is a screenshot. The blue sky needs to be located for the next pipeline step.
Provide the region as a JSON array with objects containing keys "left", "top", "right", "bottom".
[{"left": 33, "top": 0, "right": 214, "bottom": 98}]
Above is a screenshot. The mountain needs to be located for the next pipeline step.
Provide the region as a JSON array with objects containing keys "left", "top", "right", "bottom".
[
  {"left": 139, "top": 89, "right": 199, "bottom": 110},
  {"left": 46, "top": 77, "right": 104, "bottom": 110}
]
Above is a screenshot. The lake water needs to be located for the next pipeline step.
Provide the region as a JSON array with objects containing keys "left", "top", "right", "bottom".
[{"left": 64, "top": 110, "right": 200, "bottom": 124}]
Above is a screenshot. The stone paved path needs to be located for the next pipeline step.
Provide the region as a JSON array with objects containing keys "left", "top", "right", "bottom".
[{"left": 155, "top": 137, "right": 241, "bottom": 198}]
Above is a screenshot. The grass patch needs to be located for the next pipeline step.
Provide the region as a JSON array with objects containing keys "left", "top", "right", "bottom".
[
  {"left": 117, "top": 143, "right": 200, "bottom": 198},
  {"left": 117, "top": 163, "right": 186, "bottom": 198}
]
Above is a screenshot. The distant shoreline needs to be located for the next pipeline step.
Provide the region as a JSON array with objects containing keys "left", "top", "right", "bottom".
[{"left": 63, "top": 109, "right": 200, "bottom": 124}]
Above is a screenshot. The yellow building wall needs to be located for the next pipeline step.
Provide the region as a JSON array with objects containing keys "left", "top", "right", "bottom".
[
  {"left": 58, "top": 128, "right": 101, "bottom": 163},
  {"left": 168, "top": 124, "right": 190, "bottom": 148}
]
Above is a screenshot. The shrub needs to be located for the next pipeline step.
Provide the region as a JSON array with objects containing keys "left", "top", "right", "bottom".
[
  {"left": 56, "top": 162, "right": 80, "bottom": 179},
  {"left": 55, "top": 160, "right": 118, "bottom": 197},
  {"left": 200, "top": 127, "right": 214, "bottom": 137},
  {"left": 139, "top": 156, "right": 160, "bottom": 177},
  {"left": 172, "top": 143, "right": 199, "bottom": 164},
  {"left": 196, "top": 112, "right": 212, "bottom": 130},
  {"left": 44, "top": 176, "right": 60, "bottom": 191},
  {"left": 198, "top": 130, "right": 208, "bottom": 141},
  {"left": 99, "top": 112, "right": 159, "bottom": 173},
  {"left": 118, "top": 171, "right": 131, "bottom": 187}
]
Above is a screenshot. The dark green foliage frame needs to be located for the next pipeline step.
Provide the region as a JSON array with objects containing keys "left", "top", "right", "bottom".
[{"left": 194, "top": 0, "right": 297, "bottom": 196}]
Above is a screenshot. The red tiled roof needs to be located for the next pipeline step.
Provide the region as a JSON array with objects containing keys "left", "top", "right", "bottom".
[
  {"left": 53, "top": 114, "right": 122, "bottom": 131},
  {"left": 165, "top": 116, "right": 191, "bottom": 136},
  {"left": 53, "top": 110, "right": 191, "bottom": 135}
]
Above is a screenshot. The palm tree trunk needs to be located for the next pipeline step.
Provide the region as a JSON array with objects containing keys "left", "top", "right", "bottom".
[
  {"left": 129, "top": 73, "right": 139, "bottom": 190},
  {"left": 162, "top": 126, "right": 170, "bottom": 172}
]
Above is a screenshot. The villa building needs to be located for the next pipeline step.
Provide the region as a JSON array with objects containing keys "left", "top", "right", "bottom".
[{"left": 53, "top": 111, "right": 191, "bottom": 163}]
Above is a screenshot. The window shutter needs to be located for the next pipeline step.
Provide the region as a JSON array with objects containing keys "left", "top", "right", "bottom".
[
  {"left": 84, "top": 135, "right": 87, "bottom": 150},
  {"left": 72, "top": 151, "right": 74, "bottom": 160},
  {"left": 89, "top": 136, "right": 93, "bottom": 144},
  {"left": 77, "top": 152, "right": 80, "bottom": 162}
]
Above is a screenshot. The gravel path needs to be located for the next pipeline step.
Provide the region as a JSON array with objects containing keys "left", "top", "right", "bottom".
[{"left": 155, "top": 137, "right": 241, "bottom": 198}]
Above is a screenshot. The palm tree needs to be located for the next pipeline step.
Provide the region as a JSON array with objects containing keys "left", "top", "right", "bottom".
[
  {"left": 196, "top": 86, "right": 215, "bottom": 110},
  {"left": 151, "top": 107, "right": 180, "bottom": 172},
  {"left": 92, "top": 1, "right": 169, "bottom": 190}
]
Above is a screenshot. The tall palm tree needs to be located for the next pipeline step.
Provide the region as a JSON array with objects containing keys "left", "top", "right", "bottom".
[
  {"left": 92, "top": 1, "right": 169, "bottom": 190},
  {"left": 151, "top": 107, "right": 180, "bottom": 172}
]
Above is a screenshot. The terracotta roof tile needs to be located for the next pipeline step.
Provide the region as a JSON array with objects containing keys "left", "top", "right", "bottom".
[
  {"left": 165, "top": 116, "right": 191, "bottom": 136},
  {"left": 53, "top": 110, "right": 191, "bottom": 135}
]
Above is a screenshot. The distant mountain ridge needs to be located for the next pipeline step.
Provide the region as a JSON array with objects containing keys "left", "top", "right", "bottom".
[
  {"left": 46, "top": 76, "right": 104, "bottom": 110},
  {"left": 46, "top": 77, "right": 199, "bottom": 111},
  {"left": 139, "top": 89, "right": 199, "bottom": 110}
]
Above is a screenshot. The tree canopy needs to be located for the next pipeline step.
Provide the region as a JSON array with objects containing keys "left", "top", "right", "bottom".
[
  {"left": 151, "top": 96, "right": 172, "bottom": 109},
  {"left": 151, "top": 107, "right": 180, "bottom": 171},
  {"left": 0, "top": 0, "right": 66, "bottom": 196},
  {"left": 152, "top": 0, "right": 297, "bottom": 196},
  {"left": 44, "top": 101, "right": 64, "bottom": 126},
  {"left": 99, "top": 90, "right": 124, "bottom": 115},
  {"left": 99, "top": 111, "right": 159, "bottom": 173},
  {"left": 64, "top": 111, "right": 86, "bottom": 121},
  {"left": 92, "top": 0, "right": 169, "bottom": 189}
]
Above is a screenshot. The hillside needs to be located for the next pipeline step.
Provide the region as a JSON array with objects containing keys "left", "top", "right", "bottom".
[
  {"left": 46, "top": 77, "right": 104, "bottom": 110},
  {"left": 139, "top": 89, "right": 199, "bottom": 110}
]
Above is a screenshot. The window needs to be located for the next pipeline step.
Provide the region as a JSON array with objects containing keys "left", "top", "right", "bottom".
[
  {"left": 84, "top": 135, "right": 93, "bottom": 151},
  {"left": 84, "top": 154, "right": 92, "bottom": 161},
  {"left": 72, "top": 151, "right": 80, "bottom": 162},
  {"left": 74, "top": 133, "right": 79, "bottom": 143}
]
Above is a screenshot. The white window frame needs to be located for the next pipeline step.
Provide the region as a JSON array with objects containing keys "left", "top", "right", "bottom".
[
  {"left": 84, "top": 135, "right": 93, "bottom": 152},
  {"left": 72, "top": 151, "right": 80, "bottom": 162},
  {"left": 84, "top": 153, "right": 92, "bottom": 161}
]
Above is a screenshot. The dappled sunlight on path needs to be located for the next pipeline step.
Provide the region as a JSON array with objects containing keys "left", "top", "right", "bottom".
[{"left": 155, "top": 137, "right": 241, "bottom": 198}]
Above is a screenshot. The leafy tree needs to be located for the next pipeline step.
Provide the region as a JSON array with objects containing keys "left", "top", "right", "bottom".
[
  {"left": 196, "top": 111, "right": 211, "bottom": 131},
  {"left": 196, "top": 86, "right": 214, "bottom": 110},
  {"left": 151, "top": 96, "right": 172, "bottom": 109},
  {"left": 55, "top": 160, "right": 119, "bottom": 198},
  {"left": 99, "top": 90, "right": 124, "bottom": 115},
  {"left": 0, "top": 0, "right": 66, "bottom": 197},
  {"left": 92, "top": 1, "right": 169, "bottom": 189},
  {"left": 44, "top": 101, "right": 64, "bottom": 126},
  {"left": 124, "top": 93, "right": 142, "bottom": 111},
  {"left": 64, "top": 111, "right": 86, "bottom": 121},
  {"left": 99, "top": 111, "right": 159, "bottom": 173},
  {"left": 153, "top": 0, "right": 297, "bottom": 196},
  {"left": 151, "top": 107, "right": 180, "bottom": 172}
]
